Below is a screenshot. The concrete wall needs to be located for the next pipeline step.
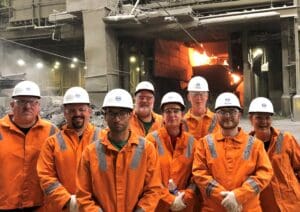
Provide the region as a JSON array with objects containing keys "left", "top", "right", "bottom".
[
  {"left": 10, "top": 0, "right": 65, "bottom": 22},
  {"left": 67, "top": 0, "right": 108, "bottom": 13},
  {"left": 82, "top": 8, "right": 119, "bottom": 106}
]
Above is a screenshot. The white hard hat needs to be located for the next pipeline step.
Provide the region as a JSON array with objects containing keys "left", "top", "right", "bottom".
[
  {"left": 12, "top": 80, "right": 41, "bottom": 98},
  {"left": 188, "top": 76, "right": 209, "bottom": 92},
  {"left": 102, "top": 88, "right": 133, "bottom": 110},
  {"left": 215, "top": 92, "right": 241, "bottom": 110},
  {"left": 161, "top": 91, "right": 185, "bottom": 110},
  {"left": 63, "top": 87, "right": 90, "bottom": 104},
  {"left": 135, "top": 81, "right": 155, "bottom": 95},
  {"left": 248, "top": 97, "right": 274, "bottom": 115}
]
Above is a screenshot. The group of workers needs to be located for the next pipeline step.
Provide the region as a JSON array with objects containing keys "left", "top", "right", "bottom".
[{"left": 0, "top": 76, "right": 299, "bottom": 212}]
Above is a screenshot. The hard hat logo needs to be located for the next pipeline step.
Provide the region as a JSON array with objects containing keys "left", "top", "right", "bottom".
[
  {"left": 115, "top": 96, "right": 122, "bottom": 101},
  {"left": 195, "top": 83, "right": 201, "bottom": 88},
  {"left": 262, "top": 103, "right": 267, "bottom": 108},
  {"left": 225, "top": 98, "right": 231, "bottom": 103}
]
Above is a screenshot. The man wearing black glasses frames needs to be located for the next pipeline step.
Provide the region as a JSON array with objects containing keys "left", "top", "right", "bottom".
[
  {"left": 76, "top": 88, "right": 162, "bottom": 211},
  {"left": 193, "top": 92, "right": 273, "bottom": 212}
]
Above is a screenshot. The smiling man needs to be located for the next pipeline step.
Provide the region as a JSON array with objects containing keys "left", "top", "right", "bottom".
[
  {"left": 37, "top": 87, "right": 101, "bottom": 212},
  {"left": 130, "top": 81, "right": 162, "bottom": 137},
  {"left": 193, "top": 92, "right": 273, "bottom": 212},
  {"left": 0, "top": 80, "right": 57, "bottom": 211},
  {"left": 248, "top": 97, "right": 300, "bottom": 211}
]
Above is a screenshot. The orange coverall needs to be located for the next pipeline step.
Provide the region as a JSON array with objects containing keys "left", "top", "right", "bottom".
[
  {"left": 37, "top": 123, "right": 101, "bottom": 211},
  {"left": 183, "top": 108, "right": 220, "bottom": 140},
  {"left": 146, "top": 127, "right": 198, "bottom": 211},
  {"left": 76, "top": 130, "right": 162, "bottom": 212},
  {"left": 0, "top": 114, "right": 57, "bottom": 210},
  {"left": 193, "top": 128, "right": 273, "bottom": 212},
  {"left": 130, "top": 111, "right": 162, "bottom": 136},
  {"left": 250, "top": 127, "right": 300, "bottom": 211}
]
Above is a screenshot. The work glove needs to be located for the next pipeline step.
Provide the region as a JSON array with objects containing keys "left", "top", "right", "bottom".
[
  {"left": 69, "top": 195, "right": 78, "bottom": 212},
  {"left": 170, "top": 191, "right": 186, "bottom": 211},
  {"left": 220, "top": 191, "right": 242, "bottom": 212}
]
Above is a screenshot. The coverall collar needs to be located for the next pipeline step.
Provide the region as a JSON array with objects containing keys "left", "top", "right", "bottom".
[{"left": 215, "top": 127, "right": 245, "bottom": 143}]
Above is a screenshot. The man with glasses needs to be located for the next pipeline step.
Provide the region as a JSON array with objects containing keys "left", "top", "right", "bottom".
[
  {"left": 184, "top": 76, "right": 220, "bottom": 140},
  {"left": 130, "top": 81, "right": 162, "bottom": 136},
  {"left": 37, "top": 86, "right": 101, "bottom": 212},
  {"left": 0, "top": 80, "right": 57, "bottom": 211},
  {"left": 146, "top": 92, "right": 198, "bottom": 211},
  {"left": 76, "top": 88, "right": 162, "bottom": 211},
  {"left": 193, "top": 92, "right": 273, "bottom": 212}
]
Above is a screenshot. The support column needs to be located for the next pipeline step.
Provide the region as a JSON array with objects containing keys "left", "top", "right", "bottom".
[
  {"left": 242, "top": 31, "right": 252, "bottom": 114},
  {"left": 292, "top": 17, "right": 300, "bottom": 120},
  {"left": 82, "top": 8, "right": 119, "bottom": 106},
  {"left": 281, "top": 18, "right": 293, "bottom": 116}
]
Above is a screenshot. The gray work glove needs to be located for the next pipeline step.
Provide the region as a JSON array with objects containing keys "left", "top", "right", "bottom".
[
  {"left": 69, "top": 195, "right": 79, "bottom": 212},
  {"left": 170, "top": 191, "right": 186, "bottom": 211},
  {"left": 220, "top": 191, "right": 242, "bottom": 212}
]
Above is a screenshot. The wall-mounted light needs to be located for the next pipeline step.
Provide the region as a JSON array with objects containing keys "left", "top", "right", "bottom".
[
  {"left": 17, "top": 59, "right": 25, "bottom": 66},
  {"left": 253, "top": 48, "right": 263, "bottom": 58},
  {"left": 70, "top": 63, "right": 76, "bottom": 68},
  {"left": 73, "top": 57, "right": 78, "bottom": 63},
  {"left": 36, "top": 62, "right": 44, "bottom": 69},
  {"left": 129, "top": 56, "right": 137, "bottom": 63}
]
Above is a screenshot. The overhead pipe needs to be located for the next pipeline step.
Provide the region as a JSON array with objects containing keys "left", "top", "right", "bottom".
[
  {"left": 130, "top": 0, "right": 140, "bottom": 15},
  {"left": 198, "top": 11, "right": 280, "bottom": 25}
]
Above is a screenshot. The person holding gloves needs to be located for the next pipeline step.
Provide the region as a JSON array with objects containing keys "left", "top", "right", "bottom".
[{"left": 193, "top": 92, "right": 273, "bottom": 212}]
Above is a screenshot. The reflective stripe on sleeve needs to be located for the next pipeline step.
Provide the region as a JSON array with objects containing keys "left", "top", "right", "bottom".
[
  {"left": 95, "top": 140, "right": 107, "bottom": 171},
  {"left": 131, "top": 137, "right": 145, "bottom": 169},
  {"left": 152, "top": 131, "right": 164, "bottom": 155},
  {"left": 243, "top": 136, "right": 255, "bottom": 160},
  {"left": 246, "top": 177, "right": 260, "bottom": 194},
  {"left": 0, "top": 132, "right": 2, "bottom": 141},
  {"left": 206, "top": 134, "right": 217, "bottom": 158},
  {"left": 186, "top": 135, "right": 195, "bottom": 158},
  {"left": 56, "top": 132, "right": 67, "bottom": 151},
  {"left": 44, "top": 181, "right": 62, "bottom": 195},
  {"left": 206, "top": 179, "right": 218, "bottom": 197},
  {"left": 275, "top": 131, "right": 284, "bottom": 154},
  {"left": 49, "top": 124, "right": 57, "bottom": 136},
  {"left": 208, "top": 114, "right": 217, "bottom": 133}
]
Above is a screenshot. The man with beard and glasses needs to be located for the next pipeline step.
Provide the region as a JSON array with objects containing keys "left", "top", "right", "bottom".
[
  {"left": 193, "top": 92, "right": 273, "bottom": 212},
  {"left": 76, "top": 89, "right": 162, "bottom": 211},
  {"left": 130, "top": 81, "right": 162, "bottom": 137},
  {"left": 248, "top": 97, "right": 300, "bottom": 211},
  {"left": 0, "top": 81, "right": 57, "bottom": 211},
  {"left": 37, "top": 87, "right": 101, "bottom": 212},
  {"left": 183, "top": 76, "right": 220, "bottom": 140}
]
